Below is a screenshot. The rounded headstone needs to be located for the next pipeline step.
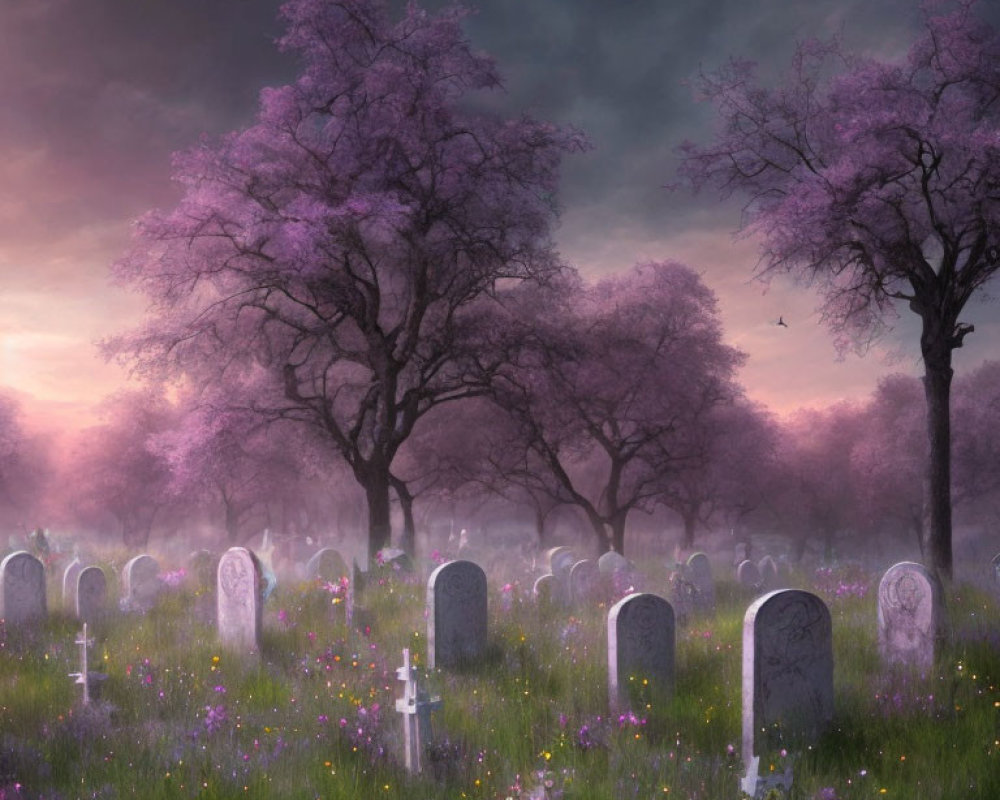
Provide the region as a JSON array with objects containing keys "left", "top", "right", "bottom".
[
  {"left": 0, "top": 551, "right": 46, "bottom": 624},
  {"left": 877, "top": 561, "right": 942, "bottom": 675},
  {"left": 569, "top": 559, "right": 600, "bottom": 604},
  {"left": 742, "top": 589, "right": 832, "bottom": 761},
  {"left": 306, "top": 547, "right": 349, "bottom": 582},
  {"left": 737, "top": 559, "right": 761, "bottom": 589},
  {"left": 597, "top": 551, "right": 631, "bottom": 575},
  {"left": 122, "top": 555, "right": 161, "bottom": 612},
  {"left": 608, "top": 592, "right": 675, "bottom": 712},
  {"left": 63, "top": 558, "right": 84, "bottom": 611},
  {"left": 76, "top": 566, "right": 108, "bottom": 624},
  {"left": 533, "top": 573, "right": 556, "bottom": 604},
  {"left": 427, "top": 560, "right": 487, "bottom": 669},
  {"left": 217, "top": 547, "right": 263, "bottom": 654}
]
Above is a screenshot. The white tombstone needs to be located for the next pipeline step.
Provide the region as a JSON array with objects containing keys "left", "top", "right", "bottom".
[
  {"left": 877, "top": 561, "right": 942, "bottom": 675},
  {"left": 121, "top": 555, "right": 161, "bottom": 612},
  {"left": 0, "top": 551, "right": 46, "bottom": 624},
  {"left": 76, "top": 566, "right": 108, "bottom": 624},
  {"left": 569, "top": 559, "right": 600, "bottom": 604},
  {"left": 217, "top": 547, "right": 262, "bottom": 654},
  {"left": 737, "top": 559, "right": 761, "bottom": 589},
  {"left": 607, "top": 592, "right": 675, "bottom": 713},
  {"left": 742, "top": 589, "right": 832, "bottom": 794},
  {"left": 686, "top": 552, "right": 715, "bottom": 615},
  {"left": 62, "top": 558, "right": 83, "bottom": 612},
  {"left": 427, "top": 560, "right": 487, "bottom": 669}
]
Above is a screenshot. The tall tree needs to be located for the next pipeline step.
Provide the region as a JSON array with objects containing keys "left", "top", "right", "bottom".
[
  {"left": 678, "top": 2, "right": 1000, "bottom": 578},
  {"left": 105, "top": 0, "right": 582, "bottom": 560},
  {"left": 485, "top": 261, "right": 745, "bottom": 556}
]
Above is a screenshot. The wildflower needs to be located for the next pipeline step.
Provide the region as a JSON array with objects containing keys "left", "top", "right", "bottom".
[{"left": 203, "top": 704, "right": 228, "bottom": 734}]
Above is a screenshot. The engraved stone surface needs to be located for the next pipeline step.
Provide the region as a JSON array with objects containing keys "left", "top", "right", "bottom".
[
  {"left": 76, "top": 566, "right": 108, "bottom": 623},
  {"left": 0, "top": 551, "right": 46, "bottom": 624},
  {"left": 742, "top": 590, "right": 833, "bottom": 761},
  {"left": 569, "top": 559, "right": 600, "bottom": 604},
  {"left": 63, "top": 558, "right": 83, "bottom": 611},
  {"left": 122, "top": 555, "right": 161, "bottom": 612},
  {"left": 686, "top": 552, "right": 715, "bottom": 615},
  {"left": 427, "top": 560, "right": 487, "bottom": 669},
  {"left": 877, "top": 561, "right": 942, "bottom": 675},
  {"left": 737, "top": 559, "right": 761, "bottom": 589},
  {"left": 607, "top": 592, "right": 675, "bottom": 712},
  {"left": 217, "top": 547, "right": 262, "bottom": 653},
  {"left": 306, "top": 548, "right": 349, "bottom": 583}
]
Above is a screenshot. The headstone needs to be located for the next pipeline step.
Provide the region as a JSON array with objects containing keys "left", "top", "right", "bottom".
[
  {"left": 76, "top": 566, "right": 108, "bottom": 624},
  {"left": 569, "top": 559, "right": 600, "bottom": 604},
  {"left": 427, "top": 560, "right": 487, "bottom": 669},
  {"left": 742, "top": 589, "right": 832, "bottom": 794},
  {"left": 737, "top": 559, "right": 761, "bottom": 590},
  {"left": 217, "top": 547, "right": 262, "bottom": 654},
  {"left": 758, "top": 555, "right": 779, "bottom": 588},
  {"left": 668, "top": 569, "right": 696, "bottom": 626},
  {"left": 991, "top": 552, "right": 1000, "bottom": 583},
  {"left": 597, "top": 551, "right": 631, "bottom": 575},
  {"left": 877, "top": 561, "right": 943, "bottom": 675},
  {"left": 546, "top": 547, "right": 575, "bottom": 581},
  {"left": 62, "top": 558, "right": 83, "bottom": 611},
  {"left": 121, "top": 555, "right": 161, "bottom": 612},
  {"left": 306, "top": 547, "right": 349, "bottom": 583},
  {"left": 734, "top": 542, "right": 749, "bottom": 567},
  {"left": 607, "top": 592, "right": 675, "bottom": 712},
  {"left": 533, "top": 573, "right": 557, "bottom": 604},
  {"left": 0, "top": 551, "right": 46, "bottom": 624},
  {"left": 685, "top": 552, "right": 715, "bottom": 615},
  {"left": 377, "top": 548, "right": 413, "bottom": 572}
]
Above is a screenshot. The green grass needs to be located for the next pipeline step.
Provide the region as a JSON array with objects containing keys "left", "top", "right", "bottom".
[{"left": 0, "top": 558, "right": 998, "bottom": 798}]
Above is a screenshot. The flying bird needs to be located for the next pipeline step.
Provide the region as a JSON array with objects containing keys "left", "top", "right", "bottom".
[{"left": 776, "top": 316, "right": 788, "bottom": 327}]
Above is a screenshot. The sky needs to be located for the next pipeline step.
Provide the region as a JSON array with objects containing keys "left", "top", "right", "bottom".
[{"left": 1, "top": 0, "right": 999, "bottom": 432}]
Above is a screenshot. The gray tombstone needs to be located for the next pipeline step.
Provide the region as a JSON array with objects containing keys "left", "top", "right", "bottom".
[
  {"left": 546, "top": 547, "right": 575, "bottom": 581},
  {"left": 427, "top": 560, "right": 487, "bottom": 669},
  {"left": 758, "top": 555, "right": 779, "bottom": 588},
  {"left": 734, "top": 542, "right": 750, "bottom": 567},
  {"left": 686, "top": 552, "right": 715, "bottom": 615},
  {"left": 569, "top": 559, "right": 600, "bottom": 604},
  {"left": 737, "top": 559, "right": 761, "bottom": 590},
  {"left": 0, "top": 551, "right": 46, "bottom": 624},
  {"left": 76, "top": 566, "right": 108, "bottom": 623},
  {"left": 306, "top": 547, "right": 349, "bottom": 583},
  {"left": 62, "top": 558, "right": 83, "bottom": 612},
  {"left": 121, "top": 555, "right": 161, "bottom": 612},
  {"left": 877, "top": 561, "right": 942, "bottom": 675},
  {"left": 217, "top": 547, "right": 262, "bottom": 654},
  {"left": 533, "top": 573, "right": 557, "bottom": 605},
  {"left": 742, "top": 590, "right": 833, "bottom": 765},
  {"left": 597, "top": 551, "right": 631, "bottom": 575},
  {"left": 608, "top": 593, "right": 675, "bottom": 713}
]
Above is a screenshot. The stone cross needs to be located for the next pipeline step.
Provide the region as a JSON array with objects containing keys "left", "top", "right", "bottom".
[
  {"left": 395, "top": 648, "right": 441, "bottom": 774},
  {"left": 68, "top": 623, "right": 94, "bottom": 705}
]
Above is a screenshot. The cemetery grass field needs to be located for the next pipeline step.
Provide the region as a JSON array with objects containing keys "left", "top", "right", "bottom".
[{"left": 1, "top": 554, "right": 999, "bottom": 799}]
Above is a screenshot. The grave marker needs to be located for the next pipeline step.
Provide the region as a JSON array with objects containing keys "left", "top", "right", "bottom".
[
  {"left": 217, "top": 547, "right": 262, "bottom": 654},
  {"left": 306, "top": 547, "right": 349, "bottom": 583},
  {"left": 877, "top": 561, "right": 942, "bottom": 675},
  {"left": 533, "top": 573, "right": 557, "bottom": 605},
  {"left": 569, "top": 559, "right": 600, "bottom": 604},
  {"left": 741, "top": 590, "right": 832, "bottom": 795},
  {"left": 758, "top": 555, "right": 779, "bottom": 588},
  {"left": 62, "top": 558, "right": 83, "bottom": 612},
  {"left": 607, "top": 592, "right": 675, "bottom": 712},
  {"left": 427, "top": 560, "right": 487, "bottom": 669},
  {"left": 76, "top": 566, "right": 108, "bottom": 624},
  {"left": 395, "top": 647, "right": 442, "bottom": 774},
  {"left": 686, "top": 552, "right": 715, "bottom": 615},
  {"left": 0, "top": 551, "right": 46, "bottom": 624},
  {"left": 121, "top": 555, "right": 161, "bottom": 612},
  {"left": 737, "top": 559, "right": 761, "bottom": 590}
]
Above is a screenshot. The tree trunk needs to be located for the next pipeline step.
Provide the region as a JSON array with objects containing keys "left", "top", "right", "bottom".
[
  {"left": 363, "top": 467, "right": 393, "bottom": 562},
  {"left": 921, "top": 325, "right": 955, "bottom": 580},
  {"left": 681, "top": 511, "right": 697, "bottom": 550},
  {"left": 390, "top": 475, "right": 416, "bottom": 558},
  {"left": 610, "top": 515, "right": 627, "bottom": 557}
]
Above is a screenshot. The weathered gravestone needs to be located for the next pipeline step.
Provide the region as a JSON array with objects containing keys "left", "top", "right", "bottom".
[
  {"left": 734, "top": 541, "right": 750, "bottom": 567},
  {"left": 427, "top": 560, "right": 487, "bottom": 669},
  {"left": 686, "top": 552, "right": 715, "bottom": 615},
  {"left": 737, "top": 559, "right": 762, "bottom": 590},
  {"left": 75, "top": 566, "right": 108, "bottom": 624},
  {"left": 598, "top": 550, "right": 630, "bottom": 575},
  {"left": 63, "top": 558, "right": 83, "bottom": 612},
  {"left": 742, "top": 589, "right": 833, "bottom": 795},
  {"left": 306, "top": 547, "right": 349, "bottom": 583},
  {"left": 217, "top": 547, "right": 262, "bottom": 654},
  {"left": 546, "top": 547, "right": 575, "bottom": 581},
  {"left": 533, "top": 573, "right": 557, "bottom": 605},
  {"left": 0, "top": 551, "right": 46, "bottom": 624},
  {"left": 877, "top": 561, "right": 943, "bottom": 675},
  {"left": 598, "top": 549, "right": 638, "bottom": 597},
  {"left": 607, "top": 592, "right": 675, "bottom": 713},
  {"left": 991, "top": 552, "right": 1000, "bottom": 584},
  {"left": 758, "top": 555, "right": 779, "bottom": 588},
  {"left": 569, "top": 559, "right": 600, "bottom": 604},
  {"left": 121, "top": 555, "right": 161, "bottom": 612}
]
